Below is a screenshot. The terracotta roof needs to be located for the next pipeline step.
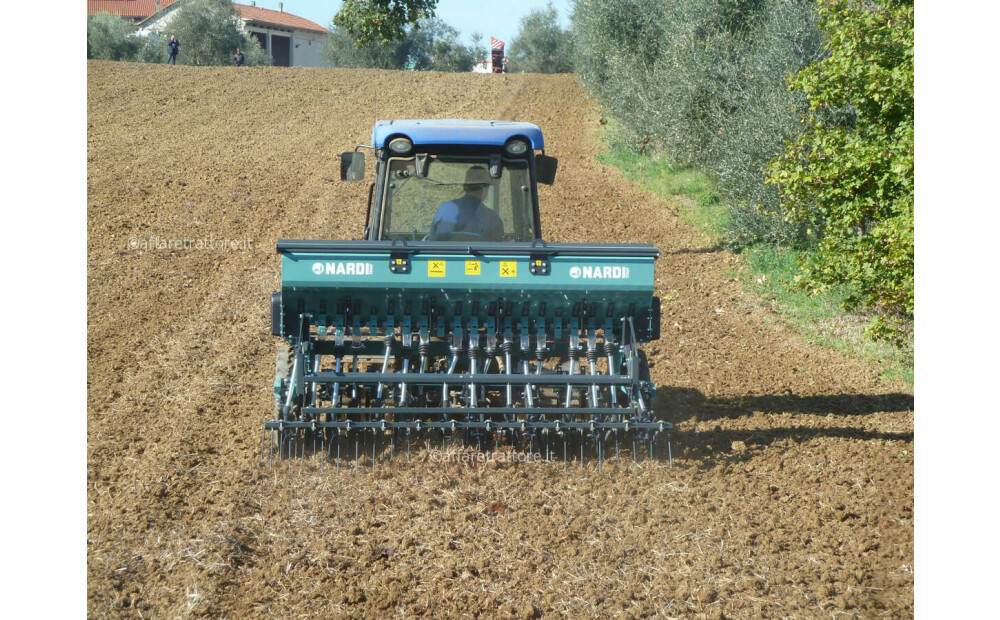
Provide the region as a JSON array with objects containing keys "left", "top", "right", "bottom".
[
  {"left": 87, "top": 1, "right": 179, "bottom": 19},
  {"left": 235, "top": 4, "right": 327, "bottom": 34}
]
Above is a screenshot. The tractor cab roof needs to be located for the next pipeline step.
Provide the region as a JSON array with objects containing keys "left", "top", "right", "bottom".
[{"left": 371, "top": 119, "right": 544, "bottom": 151}]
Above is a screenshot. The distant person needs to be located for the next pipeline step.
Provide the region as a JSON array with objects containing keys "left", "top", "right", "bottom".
[
  {"left": 167, "top": 35, "right": 179, "bottom": 65},
  {"left": 429, "top": 166, "right": 504, "bottom": 241},
  {"left": 234, "top": 47, "right": 245, "bottom": 67}
]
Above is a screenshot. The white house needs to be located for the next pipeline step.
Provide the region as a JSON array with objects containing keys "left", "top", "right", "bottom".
[{"left": 132, "top": 1, "right": 329, "bottom": 67}]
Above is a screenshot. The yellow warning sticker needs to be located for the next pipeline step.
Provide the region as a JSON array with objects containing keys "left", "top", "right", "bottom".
[
  {"left": 465, "top": 260, "right": 481, "bottom": 276},
  {"left": 428, "top": 260, "right": 446, "bottom": 278},
  {"left": 499, "top": 261, "right": 517, "bottom": 278}
]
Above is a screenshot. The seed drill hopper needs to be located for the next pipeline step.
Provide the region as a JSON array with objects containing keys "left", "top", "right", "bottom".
[{"left": 264, "top": 120, "right": 670, "bottom": 468}]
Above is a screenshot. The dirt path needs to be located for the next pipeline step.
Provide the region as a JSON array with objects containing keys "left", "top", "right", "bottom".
[{"left": 87, "top": 61, "right": 913, "bottom": 618}]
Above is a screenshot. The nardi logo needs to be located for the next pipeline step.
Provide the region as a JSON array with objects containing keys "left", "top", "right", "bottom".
[
  {"left": 569, "top": 265, "right": 631, "bottom": 279},
  {"left": 311, "top": 262, "right": 374, "bottom": 276}
]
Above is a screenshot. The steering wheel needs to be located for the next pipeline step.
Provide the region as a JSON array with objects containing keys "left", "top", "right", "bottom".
[{"left": 430, "top": 231, "right": 484, "bottom": 242}]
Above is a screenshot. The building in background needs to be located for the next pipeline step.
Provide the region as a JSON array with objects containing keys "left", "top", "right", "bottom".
[
  {"left": 87, "top": 1, "right": 178, "bottom": 23},
  {"left": 87, "top": 1, "right": 329, "bottom": 67}
]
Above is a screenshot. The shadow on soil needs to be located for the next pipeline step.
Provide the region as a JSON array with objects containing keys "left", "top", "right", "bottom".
[
  {"left": 653, "top": 386, "right": 914, "bottom": 465},
  {"left": 665, "top": 243, "right": 725, "bottom": 255},
  {"left": 655, "top": 387, "right": 913, "bottom": 420}
]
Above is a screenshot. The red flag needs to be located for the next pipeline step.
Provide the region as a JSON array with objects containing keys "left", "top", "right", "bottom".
[{"left": 490, "top": 37, "right": 504, "bottom": 51}]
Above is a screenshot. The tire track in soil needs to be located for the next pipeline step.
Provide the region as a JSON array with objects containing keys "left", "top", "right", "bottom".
[{"left": 88, "top": 62, "right": 913, "bottom": 618}]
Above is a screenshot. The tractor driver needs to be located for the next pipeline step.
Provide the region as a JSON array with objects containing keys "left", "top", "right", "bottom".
[{"left": 429, "top": 166, "right": 504, "bottom": 241}]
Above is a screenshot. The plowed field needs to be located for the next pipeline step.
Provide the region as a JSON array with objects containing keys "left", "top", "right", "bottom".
[{"left": 87, "top": 61, "right": 914, "bottom": 618}]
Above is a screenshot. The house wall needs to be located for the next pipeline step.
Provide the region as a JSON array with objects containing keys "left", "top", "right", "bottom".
[
  {"left": 244, "top": 26, "right": 329, "bottom": 67},
  {"left": 290, "top": 31, "right": 327, "bottom": 67},
  {"left": 136, "top": 5, "right": 181, "bottom": 35}
]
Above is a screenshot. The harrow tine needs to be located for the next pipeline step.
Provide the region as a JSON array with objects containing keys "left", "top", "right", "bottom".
[{"left": 598, "top": 431, "right": 603, "bottom": 472}]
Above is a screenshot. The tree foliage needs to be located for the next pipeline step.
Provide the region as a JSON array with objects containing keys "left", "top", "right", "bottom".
[
  {"left": 322, "top": 18, "right": 474, "bottom": 72},
  {"left": 767, "top": 0, "right": 913, "bottom": 341},
  {"left": 573, "top": 0, "right": 823, "bottom": 246},
  {"left": 87, "top": 12, "right": 142, "bottom": 61},
  {"left": 165, "top": 0, "right": 268, "bottom": 66},
  {"left": 507, "top": 3, "right": 574, "bottom": 74},
  {"left": 333, "top": 0, "right": 437, "bottom": 46}
]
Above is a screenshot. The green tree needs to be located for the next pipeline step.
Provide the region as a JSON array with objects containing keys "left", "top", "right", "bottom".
[
  {"left": 87, "top": 12, "right": 142, "bottom": 61},
  {"left": 507, "top": 3, "right": 574, "bottom": 74},
  {"left": 166, "top": 0, "right": 269, "bottom": 65},
  {"left": 573, "top": 0, "right": 823, "bottom": 246},
  {"left": 322, "top": 22, "right": 411, "bottom": 68},
  {"left": 334, "top": 0, "right": 437, "bottom": 46},
  {"left": 322, "top": 18, "right": 474, "bottom": 71},
  {"left": 767, "top": 0, "right": 914, "bottom": 341},
  {"left": 419, "top": 20, "right": 475, "bottom": 72}
]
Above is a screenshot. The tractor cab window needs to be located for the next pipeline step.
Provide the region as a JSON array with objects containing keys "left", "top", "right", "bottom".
[{"left": 380, "top": 155, "right": 535, "bottom": 242}]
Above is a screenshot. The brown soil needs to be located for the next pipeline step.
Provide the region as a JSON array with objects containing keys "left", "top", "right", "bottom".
[{"left": 88, "top": 61, "right": 914, "bottom": 618}]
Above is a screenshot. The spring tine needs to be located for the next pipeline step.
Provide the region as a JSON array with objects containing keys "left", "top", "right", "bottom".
[
  {"left": 503, "top": 323, "right": 514, "bottom": 407},
  {"left": 563, "top": 433, "right": 568, "bottom": 472},
  {"left": 565, "top": 329, "right": 579, "bottom": 408},
  {"left": 667, "top": 434, "right": 672, "bottom": 467},
  {"left": 261, "top": 427, "right": 267, "bottom": 463},
  {"left": 633, "top": 435, "right": 637, "bottom": 465},
  {"left": 649, "top": 433, "right": 653, "bottom": 466},
  {"left": 615, "top": 430, "right": 620, "bottom": 469},
  {"left": 373, "top": 429, "right": 377, "bottom": 472},
  {"left": 355, "top": 430, "right": 360, "bottom": 473},
  {"left": 269, "top": 431, "right": 274, "bottom": 469},
  {"left": 606, "top": 334, "right": 618, "bottom": 407},
  {"left": 337, "top": 431, "right": 341, "bottom": 473},
  {"left": 587, "top": 324, "right": 599, "bottom": 407},
  {"left": 580, "top": 430, "right": 584, "bottom": 468}
]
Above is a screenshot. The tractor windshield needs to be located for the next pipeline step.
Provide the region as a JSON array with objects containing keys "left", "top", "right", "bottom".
[{"left": 379, "top": 156, "right": 536, "bottom": 242}]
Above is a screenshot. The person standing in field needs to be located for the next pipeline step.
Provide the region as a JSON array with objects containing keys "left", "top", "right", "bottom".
[
  {"left": 167, "top": 35, "right": 179, "bottom": 64},
  {"left": 234, "top": 47, "right": 245, "bottom": 67}
]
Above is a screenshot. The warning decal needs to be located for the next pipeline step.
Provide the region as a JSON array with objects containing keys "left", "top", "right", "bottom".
[{"left": 428, "top": 260, "right": 446, "bottom": 277}]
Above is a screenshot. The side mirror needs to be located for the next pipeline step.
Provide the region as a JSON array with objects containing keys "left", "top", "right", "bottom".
[
  {"left": 535, "top": 154, "right": 558, "bottom": 185},
  {"left": 340, "top": 151, "right": 365, "bottom": 182}
]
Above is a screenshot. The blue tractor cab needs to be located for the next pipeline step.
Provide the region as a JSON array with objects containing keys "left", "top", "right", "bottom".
[{"left": 342, "top": 120, "right": 557, "bottom": 243}]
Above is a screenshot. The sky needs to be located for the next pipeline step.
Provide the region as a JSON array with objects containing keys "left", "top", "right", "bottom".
[{"left": 244, "top": 0, "right": 573, "bottom": 49}]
